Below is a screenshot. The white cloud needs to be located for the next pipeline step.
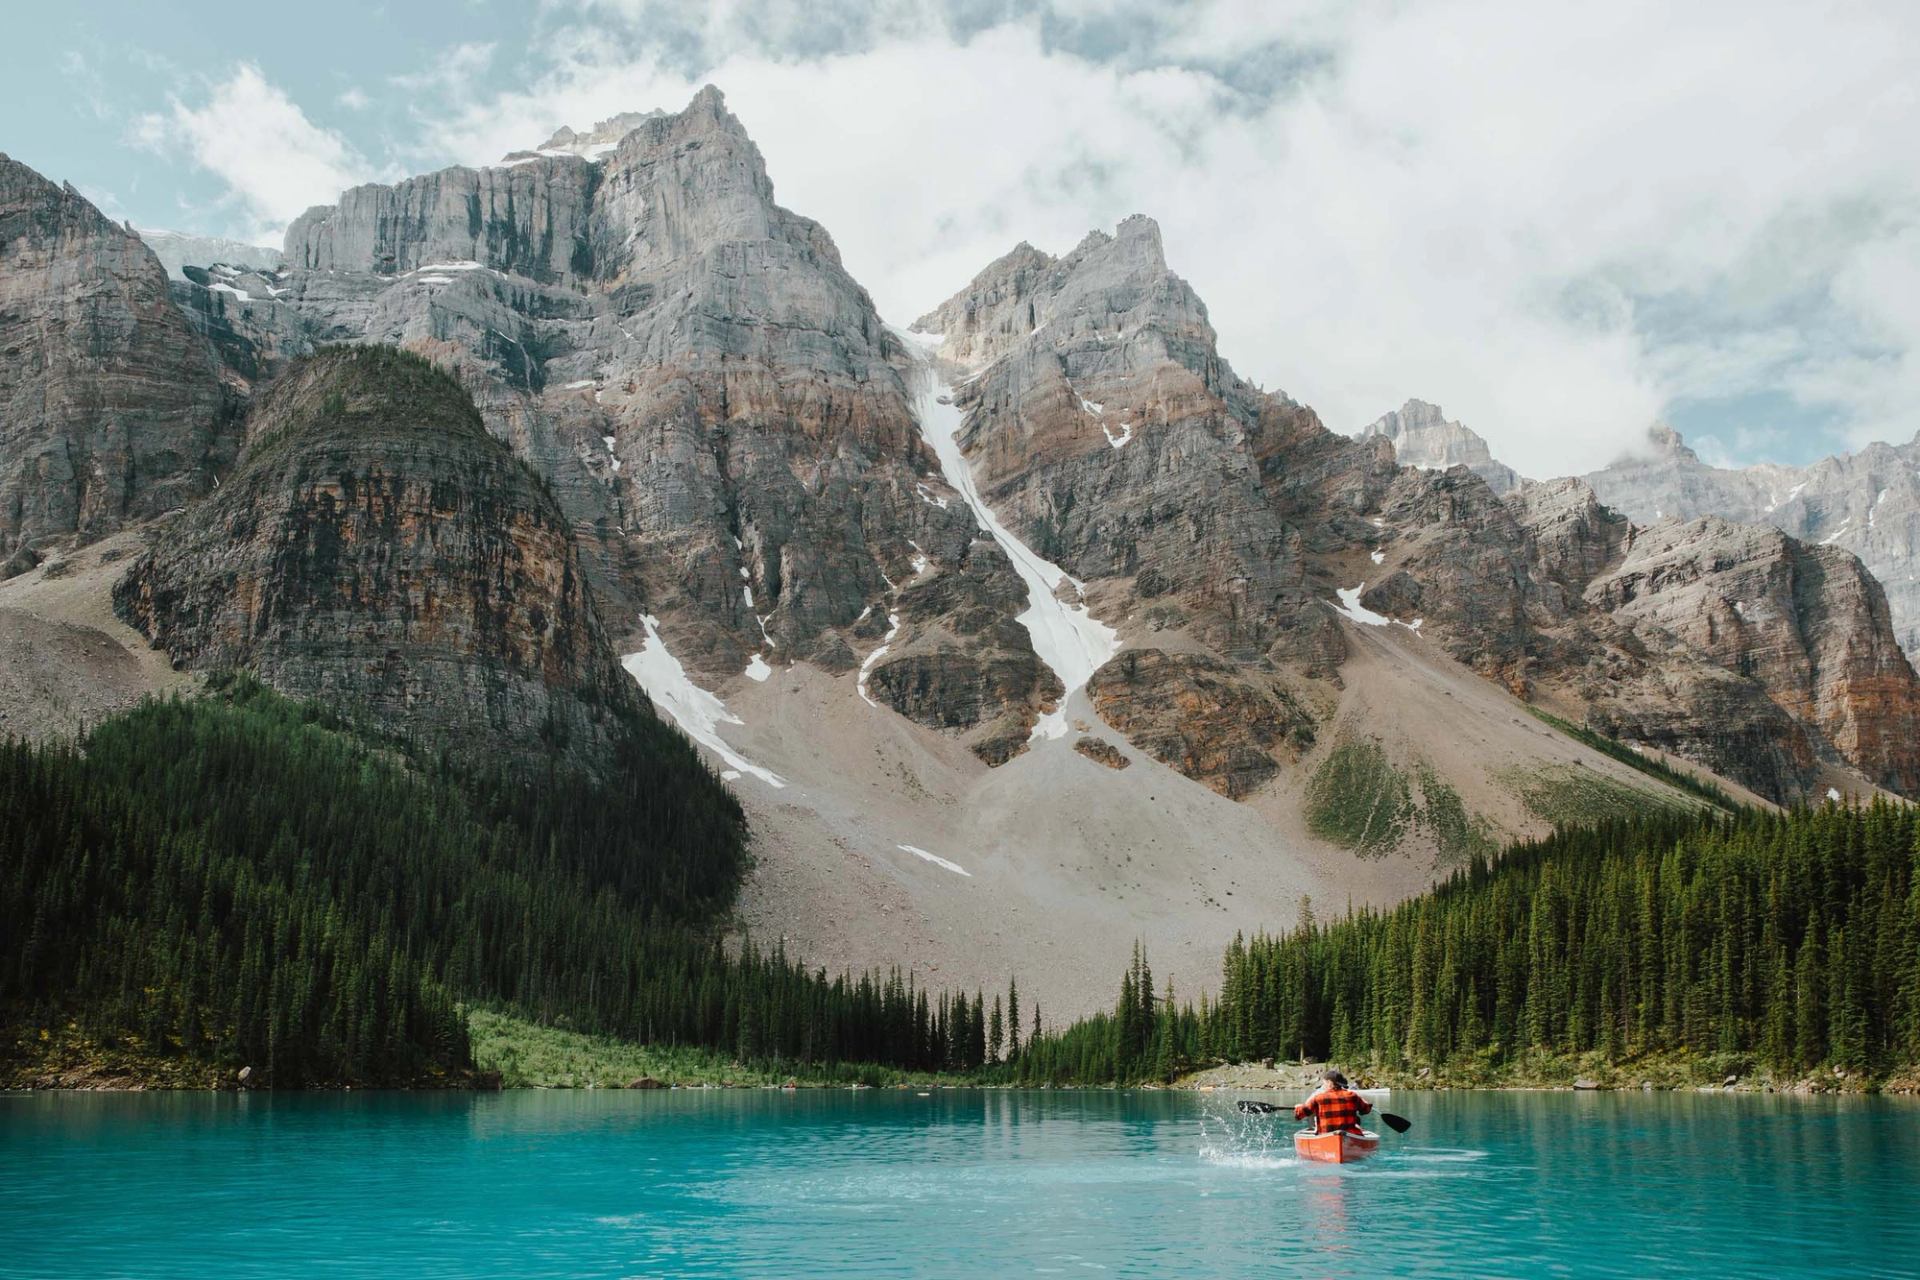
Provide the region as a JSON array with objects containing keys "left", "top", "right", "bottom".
[
  {"left": 133, "top": 64, "right": 376, "bottom": 247},
  {"left": 143, "top": 3, "right": 1920, "bottom": 470},
  {"left": 338, "top": 86, "right": 371, "bottom": 111}
]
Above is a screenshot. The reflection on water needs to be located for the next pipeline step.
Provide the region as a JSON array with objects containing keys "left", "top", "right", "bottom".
[{"left": 1, "top": 1089, "right": 1916, "bottom": 1278}]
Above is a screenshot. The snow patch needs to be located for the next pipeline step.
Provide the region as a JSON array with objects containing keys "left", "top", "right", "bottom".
[
  {"left": 412, "top": 260, "right": 485, "bottom": 273},
  {"left": 893, "top": 325, "right": 1120, "bottom": 740},
  {"left": 743, "top": 585, "right": 754, "bottom": 608},
  {"left": 857, "top": 612, "right": 902, "bottom": 708},
  {"left": 1101, "top": 420, "right": 1134, "bottom": 449},
  {"left": 1329, "top": 583, "right": 1423, "bottom": 634},
  {"left": 620, "top": 614, "right": 784, "bottom": 787},
  {"left": 1370, "top": 550, "right": 1385, "bottom": 565},
  {"left": 1080, "top": 398, "right": 1104, "bottom": 416},
  {"left": 915, "top": 482, "right": 950, "bottom": 510},
  {"left": 207, "top": 282, "right": 251, "bottom": 301},
  {"left": 1827, "top": 787, "right": 1842, "bottom": 802},
  {"left": 745, "top": 654, "right": 772, "bottom": 682},
  {"left": 414, "top": 276, "right": 454, "bottom": 286},
  {"left": 564, "top": 379, "right": 596, "bottom": 389},
  {"left": 898, "top": 844, "right": 971, "bottom": 878}
]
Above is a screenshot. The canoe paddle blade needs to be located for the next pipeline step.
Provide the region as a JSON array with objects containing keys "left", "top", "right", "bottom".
[
  {"left": 1378, "top": 1111, "right": 1412, "bottom": 1134},
  {"left": 1236, "top": 1100, "right": 1285, "bottom": 1114}
]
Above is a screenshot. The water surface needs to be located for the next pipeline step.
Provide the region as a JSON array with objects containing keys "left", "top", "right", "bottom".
[{"left": 3, "top": 1088, "right": 1916, "bottom": 1278}]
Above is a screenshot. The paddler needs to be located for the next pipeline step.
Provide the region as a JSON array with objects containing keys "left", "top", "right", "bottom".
[{"left": 1293, "top": 1069, "right": 1373, "bottom": 1134}]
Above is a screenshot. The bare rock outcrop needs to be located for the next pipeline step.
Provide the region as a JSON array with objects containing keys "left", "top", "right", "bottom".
[
  {"left": 114, "top": 347, "right": 644, "bottom": 777},
  {"left": 1586, "top": 516, "right": 1920, "bottom": 794},
  {"left": 1087, "top": 649, "right": 1314, "bottom": 799},
  {"left": 1359, "top": 399, "right": 1522, "bottom": 495},
  {"left": 242, "top": 87, "right": 1055, "bottom": 754},
  {"left": 919, "top": 214, "right": 1920, "bottom": 803},
  {"left": 1584, "top": 424, "right": 1920, "bottom": 658},
  {"left": 1, "top": 154, "right": 230, "bottom": 575}
]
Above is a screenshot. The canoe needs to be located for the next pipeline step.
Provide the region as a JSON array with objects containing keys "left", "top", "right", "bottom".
[{"left": 1293, "top": 1128, "right": 1380, "bottom": 1164}]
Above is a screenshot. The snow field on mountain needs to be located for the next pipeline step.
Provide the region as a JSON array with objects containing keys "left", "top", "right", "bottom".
[{"left": 895, "top": 328, "right": 1121, "bottom": 740}]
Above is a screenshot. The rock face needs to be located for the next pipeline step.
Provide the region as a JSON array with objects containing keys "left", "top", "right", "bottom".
[
  {"left": 132, "top": 228, "right": 283, "bottom": 281},
  {"left": 183, "top": 86, "right": 1053, "bottom": 762},
  {"left": 1584, "top": 424, "right": 1920, "bottom": 658},
  {"left": 1086, "top": 649, "right": 1313, "bottom": 799},
  {"left": 918, "top": 216, "right": 1920, "bottom": 803},
  {"left": 1359, "top": 399, "right": 1522, "bottom": 495},
  {"left": 915, "top": 216, "right": 1345, "bottom": 673},
  {"left": 114, "top": 347, "right": 644, "bottom": 776},
  {"left": 1586, "top": 516, "right": 1920, "bottom": 795},
  {"left": 0, "top": 154, "right": 230, "bottom": 576}
]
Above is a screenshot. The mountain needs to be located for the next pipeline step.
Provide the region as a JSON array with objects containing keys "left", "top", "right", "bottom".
[
  {"left": 915, "top": 216, "right": 1920, "bottom": 806},
  {"left": 131, "top": 227, "right": 284, "bottom": 280},
  {"left": 1358, "top": 399, "right": 1523, "bottom": 495},
  {"left": 1583, "top": 424, "right": 1920, "bottom": 657},
  {"left": 0, "top": 154, "right": 232, "bottom": 578},
  {"left": 6, "top": 96, "right": 1920, "bottom": 1019},
  {"left": 113, "top": 346, "right": 645, "bottom": 777},
  {"left": 188, "top": 85, "right": 1054, "bottom": 763}
]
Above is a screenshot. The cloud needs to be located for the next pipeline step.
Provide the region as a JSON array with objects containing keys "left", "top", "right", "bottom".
[
  {"left": 142, "top": 2, "right": 1920, "bottom": 471},
  {"left": 133, "top": 64, "right": 376, "bottom": 247},
  {"left": 338, "top": 86, "right": 371, "bottom": 111}
]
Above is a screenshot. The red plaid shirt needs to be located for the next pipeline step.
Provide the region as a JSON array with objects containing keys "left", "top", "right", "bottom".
[{"left": 1294, "top": 1088, "right": 1372, "bottom": 1133}]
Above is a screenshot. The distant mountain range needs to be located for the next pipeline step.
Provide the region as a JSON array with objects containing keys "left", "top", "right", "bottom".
[{"left": 5, "top": 97, "right": 1920, "bottom": 1016}]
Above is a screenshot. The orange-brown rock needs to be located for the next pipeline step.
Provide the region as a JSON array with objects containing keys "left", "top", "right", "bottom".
[
  {"left": 1586, "top": 516, "right": 1920, "bottom": 794},
  {"left": 114, "top": 347, "right": 644, "bottom": 777},
  {"left": 1087, "top": 649, "right": 1313, "bottom": 798}
]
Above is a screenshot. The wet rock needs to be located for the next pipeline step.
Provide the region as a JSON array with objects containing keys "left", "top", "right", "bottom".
[{"left": 628, "top": 1076, "right": 666, "bottom": 1089}]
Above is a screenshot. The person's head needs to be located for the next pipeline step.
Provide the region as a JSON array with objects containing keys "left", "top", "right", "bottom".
[{"left": 1323, "top": 1070, "right": 1348, "bottom": 1089}]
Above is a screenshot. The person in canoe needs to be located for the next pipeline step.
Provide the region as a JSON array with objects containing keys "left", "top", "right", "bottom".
[{"left": 1293, "top": 1070, "right": 1373, "bottom": 1134}]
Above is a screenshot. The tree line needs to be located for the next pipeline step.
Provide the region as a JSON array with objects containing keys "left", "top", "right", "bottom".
[
  {"left": 0, "top": 678, "right": 1022, "bottom": 1084},
  {"left": 1013, "top": 803, "right": 1920, "bottom": 1084}
]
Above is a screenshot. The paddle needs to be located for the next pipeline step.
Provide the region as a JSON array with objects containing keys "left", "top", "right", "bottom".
[{"left": 1236, "top": 1098, "right": 1413, "bottom": 1134}]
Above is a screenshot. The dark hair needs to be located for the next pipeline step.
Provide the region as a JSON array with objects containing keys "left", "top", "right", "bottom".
[{"left": 1324, "top": 1070, "right": 1348, "bottom": 1088}]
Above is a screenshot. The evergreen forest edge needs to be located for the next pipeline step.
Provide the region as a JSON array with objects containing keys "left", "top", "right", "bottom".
[{"left": 4, "top": 680, "right": 1918, "bottom": 1090}]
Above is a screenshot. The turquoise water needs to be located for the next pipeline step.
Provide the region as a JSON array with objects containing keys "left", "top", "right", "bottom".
[{"left": 3, "top": 1089, "right": 1917, "bottom": 1278}]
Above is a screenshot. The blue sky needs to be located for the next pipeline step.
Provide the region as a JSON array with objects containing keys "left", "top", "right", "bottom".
[{"left": 8, "top": 0, "right": 1919, "bottom": 477}]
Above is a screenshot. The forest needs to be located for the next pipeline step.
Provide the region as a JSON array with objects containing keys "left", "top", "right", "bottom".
[
  {"left": 0, "top": 678, "right": 1001, "bottom": 1085},
  {"left": 8, "top": 678, "right": 1917, "bottom": 1089},
  {"left": 1014, "top": 804, "right": 1920, "bottom": 1085}
]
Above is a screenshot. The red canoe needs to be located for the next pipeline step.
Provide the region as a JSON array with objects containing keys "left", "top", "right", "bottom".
[{"left": 1293, "top": 1128, "right": 1380, "bottom": 1164}]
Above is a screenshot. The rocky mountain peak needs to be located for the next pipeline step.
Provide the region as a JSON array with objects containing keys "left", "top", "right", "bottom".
[
  {"left": 914, "top": 214, "right": 1215, "bottom": 381},
  {"left": 1641, "top": 422, "right": 1699, "bottom": 462},
  {"left": 1359, "top": 399, "right": 1522, "bottom": 495}
]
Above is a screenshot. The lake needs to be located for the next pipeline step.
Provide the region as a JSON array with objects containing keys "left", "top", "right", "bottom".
[{"left": 3, "top": 1088, "right": 1916, "bottom": 1278}]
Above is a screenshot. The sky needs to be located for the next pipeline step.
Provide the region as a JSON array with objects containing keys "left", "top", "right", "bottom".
[{"left": 9, "top": 0, "right": 1920, "bottom": 477}]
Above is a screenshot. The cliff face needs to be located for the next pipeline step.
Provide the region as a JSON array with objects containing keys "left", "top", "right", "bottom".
[
  {"left": 206, "top": 87, "right": 1052, "bottom": 763},
  {"left": 1586, "top": 516, "right": 1920, "bottom": 795},
  {"left": 917, "top": 216, "right": 1920, "bottom": 803},
  {"left": 114, "top": 347, "right": 644, "bottom": 777},
  {"left": 1359, "top": 399, "right": 1522, "bottom": 495},
  {"left": 1584, "top": 424, "right": 1920, "bottom": 658},
  {"left": 914, "top": 216, "right": 1344, "bottom": 672},
  {"left": 0, "top": 155, "right": 230, "bottom": 576}
]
